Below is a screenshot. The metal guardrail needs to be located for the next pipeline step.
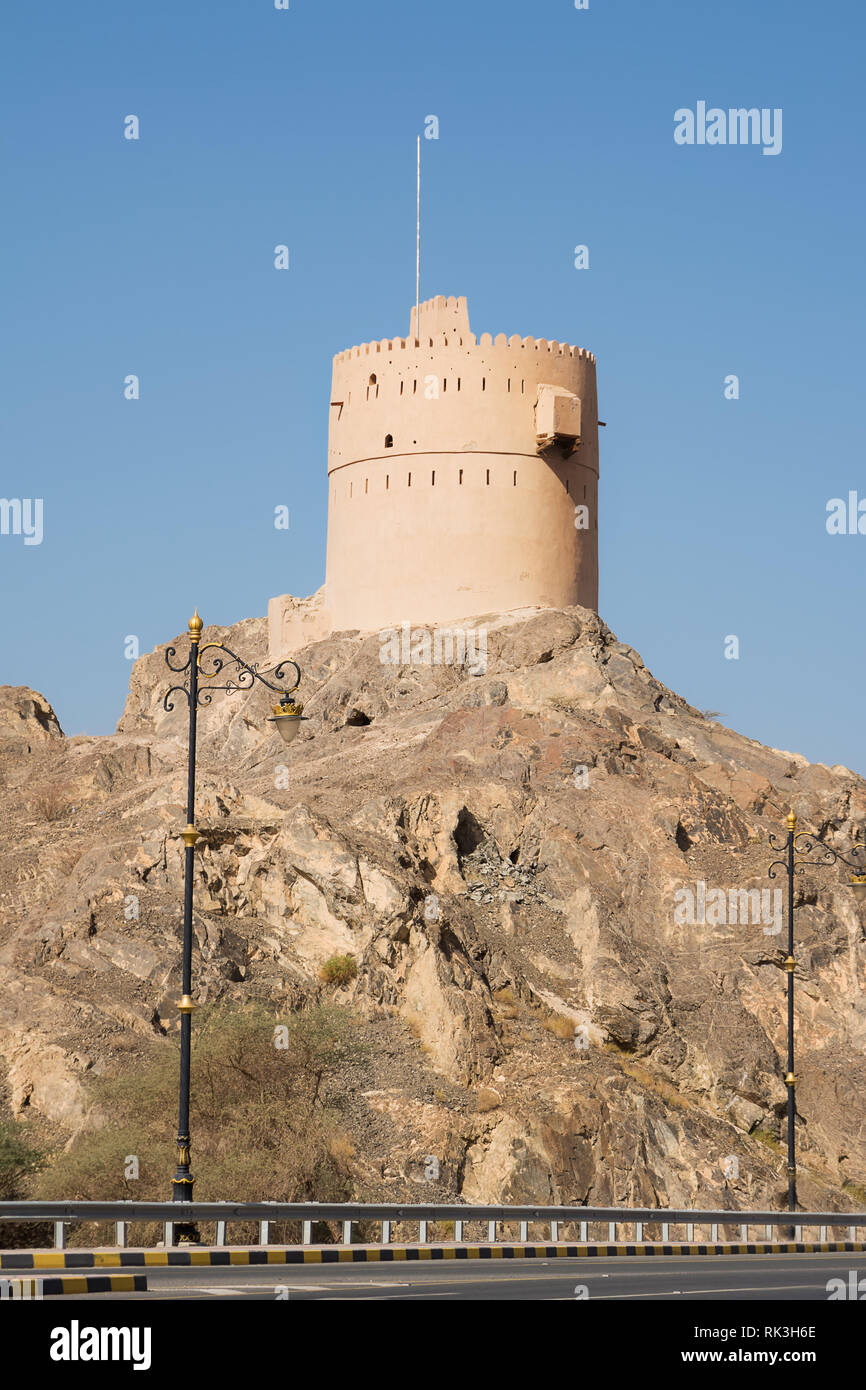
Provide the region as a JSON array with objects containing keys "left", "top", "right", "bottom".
[{"left": 1, "top": 1202, "right": 864, "bottom": 1251}]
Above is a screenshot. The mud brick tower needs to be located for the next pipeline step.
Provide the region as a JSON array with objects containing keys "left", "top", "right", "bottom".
[{"left": 268, "top": 295, "right": 599, "bottom": 656}]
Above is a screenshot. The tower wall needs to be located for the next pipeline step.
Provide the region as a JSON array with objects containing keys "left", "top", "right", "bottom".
[{"left": 324, "top": 296, "right": 599, "bottom": 633}]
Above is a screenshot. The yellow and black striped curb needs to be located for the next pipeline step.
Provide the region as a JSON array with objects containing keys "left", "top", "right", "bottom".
[
  {"left": 1, "top": 1241, "right": 864, "bottom": 1269},
  {"left": 0, "top": 1274, "right": 147, "bottom": 1295}
]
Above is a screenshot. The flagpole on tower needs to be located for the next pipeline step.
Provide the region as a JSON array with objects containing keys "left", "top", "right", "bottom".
[{"left": 415, "top": 135, "right": 421, "bottom": 345}]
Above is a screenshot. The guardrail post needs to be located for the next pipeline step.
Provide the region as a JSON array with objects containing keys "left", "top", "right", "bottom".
[
  {"left": 765, "top": 1224, "right": 772, "bottom": 1242},
  {"left": 711, "top": 1224, "right": 718, "bottom": 1242},
  {"left": 608, "top": 1222, "right": 616, "bottom": 1243},
  {"left": 342, "top": 1220, "right": 352, "bottom": 1245},
  {"left": 550, "top": 1221, "right": 559, "bottom": 1242},
  {"left": 487, "top": 1221, "right": 496, "bottom": 1243},
  {"left": 850, "top": 1226, "right": 856, "bottom": 1243},
  {"left": 54, "top": 1221, "right": 66, "bottom": 1251},
  {"left": 819, "top": 1226, "right": 827, "bottom": 1242},
  {"left": 686, "top": 1223, "right": 694, "bottom": 1241},
  {"left": 419, "top": 1221, "right": 428, "bottom": 1244},
  {"left": 740, "top": 1225, "right": 747, "bottom": 1241},
  {"left": 260, "top": 1221, "right": 270, "bottom": 1246},
  {"left": 302, "top": 1221, "right": 312, "bottom": 1245},
  {"left": 635, "top": 1223, "right": 643, "bottom": 1243},
  {"left": 661, "top": 1223, "right": 669, "bottom": 1241},
  {"left": 454, "top": 1220, "right": 463, "bottom": 1243},
  {"left": 216, "top": 1220, "right": 226, "bottom": 1246},
  {"left": 381, "top": 1221, "right": 391, "bottom": 1245},
  {"left": 115, "top": 1221, "right": 127, "bottom": 1249},
  {"left": 164, "top": 1222, "right": 173, "bottom": 1248},
  {"left": 580, "top": 1221, "right": 588, "bottom": 1241},
  {"left": 519, "top": 1221, "right": 528, "bottom": 1241}
]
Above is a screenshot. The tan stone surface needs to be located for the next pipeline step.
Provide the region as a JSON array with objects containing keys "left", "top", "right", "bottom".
[{"left": 1, "top": 604, "right": 865, "bottom": 1210}]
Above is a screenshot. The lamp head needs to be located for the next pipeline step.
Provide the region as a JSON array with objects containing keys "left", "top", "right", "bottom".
[
  {"left": 850, "top": 874, "right": 866, "bottom": 903},
  {"left": 268, "top": 695, "right": 306, "bottom": 745}
]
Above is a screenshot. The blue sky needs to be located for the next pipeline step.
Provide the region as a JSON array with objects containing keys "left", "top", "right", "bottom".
[{"left": 2, "top": 0, "right": 865, "bottom": 775}]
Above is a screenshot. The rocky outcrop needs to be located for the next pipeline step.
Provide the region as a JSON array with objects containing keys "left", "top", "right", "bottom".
[
  {"left": 1, "top": 603, "right": 864, "bottom": 1210},
  {"left": 0, "top": 687, "right": 64, "bottom": 752}
]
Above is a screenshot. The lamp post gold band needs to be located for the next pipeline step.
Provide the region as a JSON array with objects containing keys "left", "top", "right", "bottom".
[
  {"left": 181, "top": 825, "right": 198, "bottom": 848},
  {"left": 178, "top": 995, "right": 195, "bottom": 1014}
]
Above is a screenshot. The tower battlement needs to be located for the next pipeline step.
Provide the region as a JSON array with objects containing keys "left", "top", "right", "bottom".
[
  {"left": 409, "top": 293, "right": 470, "bottom": 341},
  {"left": 334, "top": 295, "right": 596, "bottom": 363}
]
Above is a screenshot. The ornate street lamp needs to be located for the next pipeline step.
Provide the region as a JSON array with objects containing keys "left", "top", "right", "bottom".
[
  {"left": 162, "top": 610, "right": 304, "bottom": 1238},
  {"left": 767, "top": 811, "right": 866, "bottom": 1226}
]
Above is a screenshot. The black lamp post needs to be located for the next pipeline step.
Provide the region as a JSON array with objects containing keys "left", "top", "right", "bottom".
[
  {"left": 767, "top": 810, "right": 866, "bottom": 1228},
  {"left": 162, "top": 610, "right": 304, "bottom": 1239}
]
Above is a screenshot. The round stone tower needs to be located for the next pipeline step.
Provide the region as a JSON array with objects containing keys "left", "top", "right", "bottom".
[{"left": 323, "top": 295, "right": 599, "bottom": 633}]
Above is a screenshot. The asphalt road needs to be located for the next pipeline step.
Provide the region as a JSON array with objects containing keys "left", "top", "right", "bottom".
[{"left": 25, "top": 1251, "right": 866, "bottom": 1301}]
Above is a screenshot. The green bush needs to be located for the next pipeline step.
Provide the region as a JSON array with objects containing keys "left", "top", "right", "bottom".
[
  {"left": 0, "top": 1118, "right": 50, "bottom": 1249},
  {"left": 319, "top": 954, "right": 358, "bottom": 987},
  {"left": 32, "top": 1003, "right": 364, "bottom": 1243},
  {"left": 0, "top": 1119, "right": 46, "bottom": 1199}
]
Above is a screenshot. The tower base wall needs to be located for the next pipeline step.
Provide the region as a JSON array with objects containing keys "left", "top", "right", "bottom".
[{"left": 324, "top": 449, "right": 597, "bottom": 634}]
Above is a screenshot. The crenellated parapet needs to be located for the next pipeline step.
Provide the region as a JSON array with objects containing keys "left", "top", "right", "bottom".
[
  {"left": 334, "top": 294, "right": 595, "bottom": 363},
  {"left": 334, "top": 333, "right": 596, "bottom": 363}
]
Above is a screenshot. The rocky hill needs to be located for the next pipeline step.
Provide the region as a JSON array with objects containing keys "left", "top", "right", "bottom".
[{"left": 1, "top": 604, "right": 864, "bottom": 1212}]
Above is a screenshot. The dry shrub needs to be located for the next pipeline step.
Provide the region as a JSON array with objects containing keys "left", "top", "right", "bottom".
[
  {"left": 492, "top": 986, "right": 519, "bottom": 1020},
  {"left": 31, "top": 783, "right": 69, "bottom": 823},
  {"left": 542, "top": 1013, "right": 576, "bottom": 1040}
]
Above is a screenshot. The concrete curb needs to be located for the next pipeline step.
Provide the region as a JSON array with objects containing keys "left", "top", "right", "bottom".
[
  {"left": 1, "top": 1273, "right": 147, "bottom": 1295},
  {"left": 1, "top": 1241, "right": 864, "bottom": 1269}
]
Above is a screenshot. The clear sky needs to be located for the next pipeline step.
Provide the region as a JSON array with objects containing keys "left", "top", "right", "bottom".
[{"left": 3, "top": 0, "right": 865, "bottom": 774}]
